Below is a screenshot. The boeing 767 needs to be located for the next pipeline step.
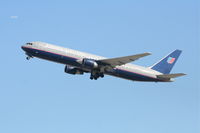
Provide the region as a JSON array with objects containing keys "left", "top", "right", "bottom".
[{"left": 21, "top": 42, "right": 186, "bottom": 82}]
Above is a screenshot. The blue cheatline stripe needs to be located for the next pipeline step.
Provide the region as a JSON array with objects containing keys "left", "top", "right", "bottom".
[
  {"left": 23, "top": 46, "right": 80, "bottom": 60},
  {"left": 24, "top": 46, "right": 162, "bottom": 81},
  {"left": 114, "top": 69, "right": 160, "bottom": 81}
]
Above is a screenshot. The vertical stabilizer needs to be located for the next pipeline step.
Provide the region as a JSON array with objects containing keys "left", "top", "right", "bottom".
[{"left": 150, "top": 50, "right": 182, "bottom": 74}]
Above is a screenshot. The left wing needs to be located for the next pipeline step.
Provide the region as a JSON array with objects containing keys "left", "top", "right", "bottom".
[{"left": 97, "top": 52, "right": 151, "bottom": 67}]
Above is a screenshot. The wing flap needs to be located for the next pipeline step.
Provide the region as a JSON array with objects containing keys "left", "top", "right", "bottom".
[{"left": 97, "top": 52, "right": 151, "bottom": 67}]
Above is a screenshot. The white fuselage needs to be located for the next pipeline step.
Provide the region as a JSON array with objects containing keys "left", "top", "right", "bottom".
[{"left": 22, "top": 42, "right": 165, "bottom": 82}]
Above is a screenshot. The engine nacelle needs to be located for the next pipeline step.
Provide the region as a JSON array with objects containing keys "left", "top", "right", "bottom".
[
  {"left": 82, "top": 58, "right": 98, "bottom": 69},
  {"left": 64, "top": 65, "right": 84, "bottom": 75}
]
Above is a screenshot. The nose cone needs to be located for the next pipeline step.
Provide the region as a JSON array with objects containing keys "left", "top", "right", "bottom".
[
  {"left": 21, "top": 45, "right": 26, "bottom": 51},
  {"left": 21, "top": 46, "right": 24, "bottom": 50}
]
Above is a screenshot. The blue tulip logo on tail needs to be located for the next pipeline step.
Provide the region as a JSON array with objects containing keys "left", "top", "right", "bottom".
[{"left": 167, "top": 57, "right": 175, "bottom": 64}]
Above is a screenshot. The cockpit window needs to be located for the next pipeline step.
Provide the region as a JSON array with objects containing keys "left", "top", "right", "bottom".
[{"left": 26, "top": 43, "right": 33, "bottom": 45}]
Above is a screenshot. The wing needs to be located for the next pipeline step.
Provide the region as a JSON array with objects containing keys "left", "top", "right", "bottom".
[{"left": 97, "top": 52, "right": 151, "bottom": 67}]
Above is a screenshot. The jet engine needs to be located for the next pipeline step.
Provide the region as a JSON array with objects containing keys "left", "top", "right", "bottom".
[
  {"left": 64, "top": 65, "right": 84, "bottom": 75},
  {"left": 82, "top": 58, "right": 98, "bottom": 69}
]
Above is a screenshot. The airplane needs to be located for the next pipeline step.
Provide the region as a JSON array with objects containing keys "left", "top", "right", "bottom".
[{"left": 21, "top": 42, "right": 186, "bottom": 82}]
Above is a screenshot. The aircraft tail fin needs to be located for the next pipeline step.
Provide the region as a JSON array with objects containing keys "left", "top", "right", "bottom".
[{"left": 150, "top": 49, "right": 182, "bottom": 74}]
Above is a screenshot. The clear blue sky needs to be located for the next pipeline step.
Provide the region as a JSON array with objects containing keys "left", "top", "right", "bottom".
[{"left": 0, "top": 0, "right": 199, "bottom": 133}]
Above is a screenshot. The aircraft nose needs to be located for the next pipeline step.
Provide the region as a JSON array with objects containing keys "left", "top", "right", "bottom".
[{"left": 21, "top": 45, "right": 26, "bottom": 51}]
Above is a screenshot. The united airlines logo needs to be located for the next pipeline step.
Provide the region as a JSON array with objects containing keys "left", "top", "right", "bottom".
[{"left": 167, "top": 57, "right": 175, "bottom": 64}]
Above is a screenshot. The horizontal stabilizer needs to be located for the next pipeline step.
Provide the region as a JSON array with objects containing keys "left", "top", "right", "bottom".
[{"left": 157, "top": 73, "right": 186, "bottom": 79}]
